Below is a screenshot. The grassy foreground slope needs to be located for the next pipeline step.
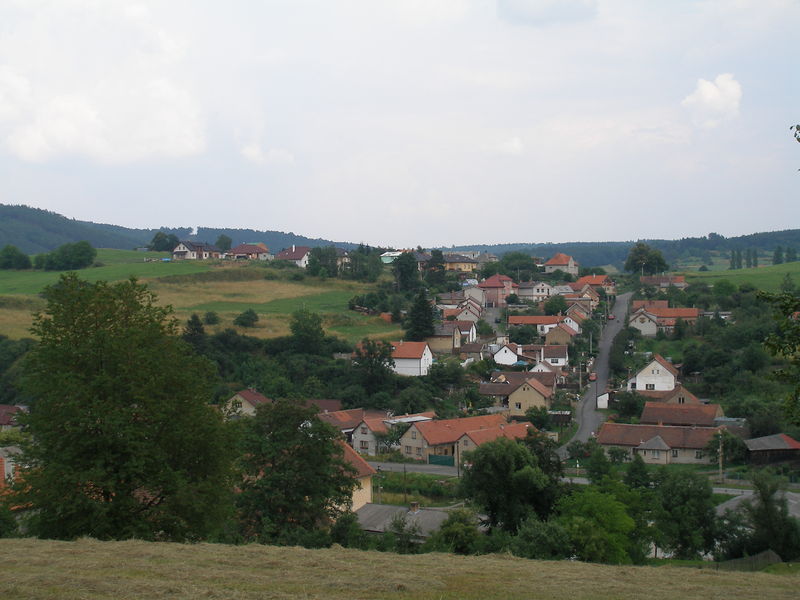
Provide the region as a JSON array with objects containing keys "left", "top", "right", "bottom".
[{"left": 0, "top": 539, "right": 796, "bottom": 600}]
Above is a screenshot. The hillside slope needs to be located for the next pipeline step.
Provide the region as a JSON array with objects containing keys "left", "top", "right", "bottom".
[
  {"left": 0, "top": 205, "right": 356, "bottom": 254},
  {"left": 0, "top": 538, "right": 795, "bottom": 600}
]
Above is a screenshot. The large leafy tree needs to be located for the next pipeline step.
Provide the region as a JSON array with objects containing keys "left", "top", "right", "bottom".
[
  {"left": 763, "top": 291, "right": 800, "bottom": 425},
  {"left": 353, "top": 338, "right": 395, "bottom": 396},
  {"left": 653, "top": 469, "right": 716, "bottom": 558},
  {"left": 0, "top": 245, "right": 31, "bottom": 270},
  {"left": 149, "top": 231, "right": 179, "bottom": 251},
  {"left": 14, "top": 274, "right": 233, "bottom": 541},
  {"left": 393, "top": 252, "right": 420, "bottom": 291},
  {"left": 236, "top": 400, "right": 357, "bottom": 541},
  {"left": 624, "top": 242, "right": 669, "bottom": 276},
  {"left": 460, "top": 437, "right": 551, "bottom": 532}
]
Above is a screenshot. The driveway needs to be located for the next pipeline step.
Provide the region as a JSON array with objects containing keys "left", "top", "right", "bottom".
[{"left": 557, "top": 291, "right": 632, "bottom": 458}]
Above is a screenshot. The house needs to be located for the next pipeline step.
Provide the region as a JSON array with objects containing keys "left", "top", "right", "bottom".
[
  {"left": 636, "top": 384, "right": 700, "bottom": 405},
  {"left": 574, "top": 275, "right": 616, "bottom": 296},
  {"left": 335, "top": 247, "right": 351, "bottom": 270},
  {"left": 628, "top": 306, "right": 700, "bottom": 337},
  {"left": 380, "top": 251, "right": 403, "bottom": 264},
  {"left": 275, "top": 245, "right": 311, "bottom": 268},
  {"left": 351, "top": 411, "right": 436, "bottom": 456},
  {"left": 442, "top": 305, "right": 481, "bottom": 323},
  {"left": 0, "top": 446, "right": 20, "bottom": 491},
  {"left": 631, "top": 300, "right": 669, "bottom": 312},
  {"left": 490, "top": 342, "right": 525, "bottom": 366},
  {"left": 399, "top": 414, "right": 507, "bottom": 462},
  {"left": 544, "top": 253, "right": 579, "bottom": 276},
  {"left": 545, "top": 323, "right": 578, "bottom": 345},
  {"left": 490, "top": 370, "right": 557, "bottom": 396},
  {"left": 0, "top": 405, "right": 25, "bottom": 430},
  {"left": 425, "top": 323, "right": 461, "bottom": 354},
  {"left": 171, "top": 241, "right": 221, "bottom": 260},
  {"left": 319, "top": 408, "right": 387, "bottom": 443},
  {"left": 507, "top": 315, "right": 563, "bottom": 336},
  {"left": 517, "top": 281, "right": 555, "bottom": 303},
  {"left": 226, "top": 243, "right": 272, "bottom": 261},
  {"left": 443, "top": 254, "right": 479, "bottom": 272},
  {"left": 518, "top": 344, "right": 569, "bottom": 368},
  {"left": 597, "top": 422, "right": 719, "bottom": 465},
  {"left": 745, "top": 434, "right": 800, "bottom": 465},
  {"left": 640, "top": 275, "right": 688, "bottom": 289},
  {"left": 463, "top": 286, "right": 486, "bottom": 308},
  {"left": 627, "top": 354, "right": 678, "bottom": 392},
  {"left": 436, "top": 291, "right": 466, "bottom": 308},
  {"left": 478, "top": 274, "right": 518, "bottom": 307},
  {"left": 455, "top": 320, "right": 478, "bottom": 343},
  {"left": 340, "top": 442, "right": 377, "bottom": 511},
  {"left": 639, "top": 402, "right": 723, "bottom": 427},
  {"left": 390, "top": 341, "right": 433, "bottom": 376},
  {"left": 478, "top": 375, "right": 553, "bottom": 417},
  {"left": 457, "top": 422, "right": 535, "bottom": 456},
  {"left": 225, "top": 389, "right": 272, "bottom": 417},
  {"left": 357, "top": 503, "right": 452, "bottom": 540}
]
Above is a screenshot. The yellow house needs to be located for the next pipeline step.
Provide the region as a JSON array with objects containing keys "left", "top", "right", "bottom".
[
  {"left": 340, "top": 442, "right": 376, "bottom": 511},
  {"left": 443, "top": 254, "right": 479, "bottom": 272},
  {"left": 479, "top": 376, "right": 553, "bottom": 417}
]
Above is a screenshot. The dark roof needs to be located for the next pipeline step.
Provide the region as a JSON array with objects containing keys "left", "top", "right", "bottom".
[
  {"left": 443, "top": 254, "right": 478, "bottom": 264},
  {"left": 275, "top": 246, "right": 311, "bottom": 260},
  {"left": 176, "top": 241, "right": 220, "bottom": 252},
  {"left": 745, "top": 433, "right": 800, "bottom": 452},
  {"left": 356, "top": 503, "right": 451, "bottom": 538}
]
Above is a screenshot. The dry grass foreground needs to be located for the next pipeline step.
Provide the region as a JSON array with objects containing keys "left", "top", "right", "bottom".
[{"left": 0, "top": 538, "right": 796, "bottom": 600}]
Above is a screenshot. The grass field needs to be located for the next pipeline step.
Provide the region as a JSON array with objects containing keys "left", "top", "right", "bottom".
[
  {"left": 0, "top": 538, "right": 795, "bottom": 600},
  {"left": 681, "top": 260, "right": 800, "bottom": 293},
  {"left": 0, "top": 250, "right": 402, "bottom": 343}
]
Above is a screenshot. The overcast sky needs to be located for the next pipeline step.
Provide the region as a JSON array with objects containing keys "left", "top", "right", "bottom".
[{"left": 0, "top": 0, "right": 797, "bottom": 248}]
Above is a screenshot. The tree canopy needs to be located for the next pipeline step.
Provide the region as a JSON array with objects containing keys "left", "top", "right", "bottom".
[
  {"left": 625, "top": 242, "right": 669, "bottom": 276},
  {"left": 13, "top": 274, "right": 233, "bottom": 541}
]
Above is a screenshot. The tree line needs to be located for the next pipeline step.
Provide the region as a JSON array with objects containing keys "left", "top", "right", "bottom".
[{"left": 0, "top": 241, "right": 96, "bottom": 271}]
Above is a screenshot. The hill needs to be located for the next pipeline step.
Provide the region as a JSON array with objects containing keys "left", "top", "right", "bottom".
[
  {"left": 0, "top": 204, "right": 357, "bottom": 254},
  {"left": 0, "top": 538, "right": 795, "bottom": 600}
]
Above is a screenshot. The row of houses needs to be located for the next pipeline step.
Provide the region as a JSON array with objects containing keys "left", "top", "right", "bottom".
[{"left": 172, "top": 242, "right": 344, "bottom": 270}]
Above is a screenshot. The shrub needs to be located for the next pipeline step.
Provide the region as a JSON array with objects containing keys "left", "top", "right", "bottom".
[
  {"left": 204, "top": 311, "right": 220, "bottom": 325},
  {"left": 234, "top": 309, "right": 259, "bottom": 328}
]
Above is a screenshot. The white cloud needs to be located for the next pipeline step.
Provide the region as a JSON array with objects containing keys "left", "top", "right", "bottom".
[
  {"left": 497, "top": 0, "right": 598, "bottom": 26},
  {"left": 241, "top": 143, "right": 295, "bottom": 166},
  {"left": 681, "top": 73, "right": 742, "bottom": 128},
  {"left": 496, "top": 136, "right": 524, "bottom": 155},
  {"left": 0, "top": 2, "right": 204, "bottom": 163}
]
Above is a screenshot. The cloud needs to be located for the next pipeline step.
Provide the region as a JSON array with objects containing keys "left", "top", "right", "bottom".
[
  {"left": 497, "top": 0, "right": 598, "bottom": 26},
  {"left": 496, "top": 136, "right": 525, "bottom": 155},
  {"left": 0, "top": 3, "right": 204, "bottom": 163},
  {"left": 681, "top": 73, "right": 742, "bottom": 128},
  {"left": 241, "top": 143, "right": 295, "bottom": 166}
]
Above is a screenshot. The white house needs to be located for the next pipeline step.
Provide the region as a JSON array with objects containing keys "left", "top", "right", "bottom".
[
  {"left": 275, "top": 245, "right": 311, "bottom": 268},
  {"left": 627, "top": 354, "right": 678, "bottom": 392},
  {"left": 491, "top": 343, "right": 523, "bottom": 366},
  {"left": 172, "top": 241, "right": 221, "bottom": 260},
  {"left": 517, "top": 281, "right": 556, "bottom": 303},
  {"left": 390, "top": 341, "right": 434, "bottom": 376},
  {"left": 463, "top": 286, "right": 486, "bottom": 308}
]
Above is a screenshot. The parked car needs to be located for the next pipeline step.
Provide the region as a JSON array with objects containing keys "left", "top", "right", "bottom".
[
  {"left": 608, "top": 314, "right": 615, "bottom": 320},
  {"left": 588, "top": 372, "right": 597, "bottom": 381}
]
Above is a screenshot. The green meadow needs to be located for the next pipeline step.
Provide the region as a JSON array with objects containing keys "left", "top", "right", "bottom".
[{"left": 682, "top": 260, "right": 800, "bottom": 293}]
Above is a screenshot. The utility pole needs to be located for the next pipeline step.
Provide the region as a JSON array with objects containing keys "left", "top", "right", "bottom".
[{"left": 718, "top": 432, "right": 724, "bottom": 483}]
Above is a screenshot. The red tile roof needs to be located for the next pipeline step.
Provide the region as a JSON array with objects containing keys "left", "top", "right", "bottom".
[
  {"left": 640, "top": 402, "right": 720, "bottom": 427},
  {"left": 461, "top": 422, "right": 535, "bottom": 446},
  {"left": 631, "top": 300, "right": 669, "bottom": 311},
  {"left": 414, "top": 414, "right": 507, "bottom": 445},
  {"left": 0, "top": 405, "right": 24, "bottom": 427},
  {"left": 390, "top": 341, "right": 431, "bottom": 360},
  {"left": 340, "top": 442, "right": 377, "bottom": 478},
  {"left": 234, "top": 389, "right": 272, "bottom": 407},
  {"left": 597, "top": 423, "right": 719, "bottom": 449},
  {"left": 319, "top": 408, "right": 386, "bottom": 431},
  {"left": 575, "top": 275, "right": 611, "bottom": 287},
  {"left": 478, "top": 274, "right": 516, "bottom": 289},
  {"left": 648, "top": 307, "right": 700, "bottom": 319},
  {"left": 544, "top": 253, "right": 574, "bottom": 266},
  {"left": 508, "top": 315, "right": 562, "bottom": 326},
  {"left": 636, "top": 385, "right": 700, "bottom": 404},
  {"left": 229, "top": 243, "right": 269, "bottom": 255}
]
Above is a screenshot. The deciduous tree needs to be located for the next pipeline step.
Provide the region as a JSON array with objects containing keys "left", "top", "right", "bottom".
[{"left": 14, "top": 274, "right": 233, "bottom": 541}]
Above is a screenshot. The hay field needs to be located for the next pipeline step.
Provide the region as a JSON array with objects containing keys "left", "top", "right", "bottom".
[
  {"left": 0, "top": 251, "right": 401, "bottom": 342},
  {"left": 0, "top": 538, "right": 795, "bottom": 600}
]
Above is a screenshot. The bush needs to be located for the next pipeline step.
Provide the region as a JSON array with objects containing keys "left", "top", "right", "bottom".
[
  {"left": 204, "top": 311, "right": 220, "bottom": 325},
  {"left": 234, "top": 309, "right": 259, "bottom": 328}
]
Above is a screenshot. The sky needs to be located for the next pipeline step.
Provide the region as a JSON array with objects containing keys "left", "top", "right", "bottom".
[{"left": 0, "top": 0, "right": 798, "bottom": 248}]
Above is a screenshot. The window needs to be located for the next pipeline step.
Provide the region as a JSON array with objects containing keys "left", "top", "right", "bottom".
[
  {"left": 463, "top": 439, "right": 469, "bottom": 447},
  {"left": 411, "top": 430, "right": 417, "bottom": 440},
  {"left": 515, "top": 402, "right": 522, "bottom": 410},
  {"left": 652, "top": 450, "right": 660, "bottom": 459},
  {"left": 695, "top": 451, "right": 704, "bottom": 459},
  {"left": 631, "top": 383, "right": 637, "bottom": 390},
  {"left": 360, "top": 427, "right": 367, "bottom": 435},
  {"left": 672, "top": 449, "right": 678, "bottom": 458},
  {"left": 404, "top": 446, "right": 411, "bottom": 454},
  {"left": 678, "top": 396, "right": 685, "bottom": 404},
  {"left": 416, "top": 447, "right": 422, "bottom": 456},
  {"left": 646, "top": 384, "right": 655, "bottom": 390},
  {"left": 360, "top": 441, "right": 369, "bottom": 450}
]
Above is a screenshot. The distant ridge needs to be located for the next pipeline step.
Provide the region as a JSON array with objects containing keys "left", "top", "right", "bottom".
[{"left": 0, "top": 204, "right": 357, "bottom": 254}]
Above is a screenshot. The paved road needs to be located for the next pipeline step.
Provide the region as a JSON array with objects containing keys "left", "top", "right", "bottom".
[
  {"left": 368, "top": 460, "right": 458, "bottom": 477},
  {"left": 557, "top": 292, "right": 632, "bottom": 458}
]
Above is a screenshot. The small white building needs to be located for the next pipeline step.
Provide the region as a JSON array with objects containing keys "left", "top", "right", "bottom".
[
  {"left": 391, "top": 341, "right": 434, "bottom": 376},
  {"left": 627, "top": 354, "right": 678, "bottom": 392}
]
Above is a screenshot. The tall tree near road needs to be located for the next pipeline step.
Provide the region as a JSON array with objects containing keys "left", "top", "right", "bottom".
[
  {"left": 12, "top": 274, "right": 233, "bottom": 541},
  {"left": 624, "top": 242, "right": 668, "bottom": 276}
]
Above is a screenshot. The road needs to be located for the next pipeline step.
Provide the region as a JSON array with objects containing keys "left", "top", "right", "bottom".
[
  {"left": 368, "top": 460, "right": 458, "bottom": 477},
  {"left": 557, "top": 291, "right": 632, "bottom": 458}
]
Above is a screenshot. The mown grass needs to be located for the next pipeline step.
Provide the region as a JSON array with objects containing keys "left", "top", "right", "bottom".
[
  {"left": 0, "top": 538, "right": 796, "bottom": 600},
  {"left": 681, "top": 261, "right": 800, "bottom": 293}
]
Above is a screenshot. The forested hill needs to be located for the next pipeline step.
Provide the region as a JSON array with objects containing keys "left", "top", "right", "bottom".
[
  {"left": 446, "top": 230, "right": 800, "bottom": 268},
  {"left": 0, "top": 205, "right": 355, "bottom": 254}
]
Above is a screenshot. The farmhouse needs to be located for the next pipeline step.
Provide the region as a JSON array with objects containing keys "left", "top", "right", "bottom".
[
  {"left": 275, "top": 245, "right": 311, "bottom": 267},
  {"left": 543, "top": 253, "right": 579, "bottom": 276},
  {"left": 398, "top": 414, "right": 507, "bottom": 462},
  {"left": 626, "top": 354, "right": 678, "bottom": 392},
  {"left": 172, "top": 241, "right": 221, "bottom": 260},
  {"left": 226, "top": 243, "right": 272, "bottom": 260},
  {"left": 639, "top": 402, "right": 723, "bottom": 427},
  {"left": 597, "top": 422, "right": 719, "bottom": 465},
  {"left": 390, "top": 341, "right": 433, "bottom": 376},
  {"left": 351, "top": 411, "right": 436, "bottom": 456}
]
